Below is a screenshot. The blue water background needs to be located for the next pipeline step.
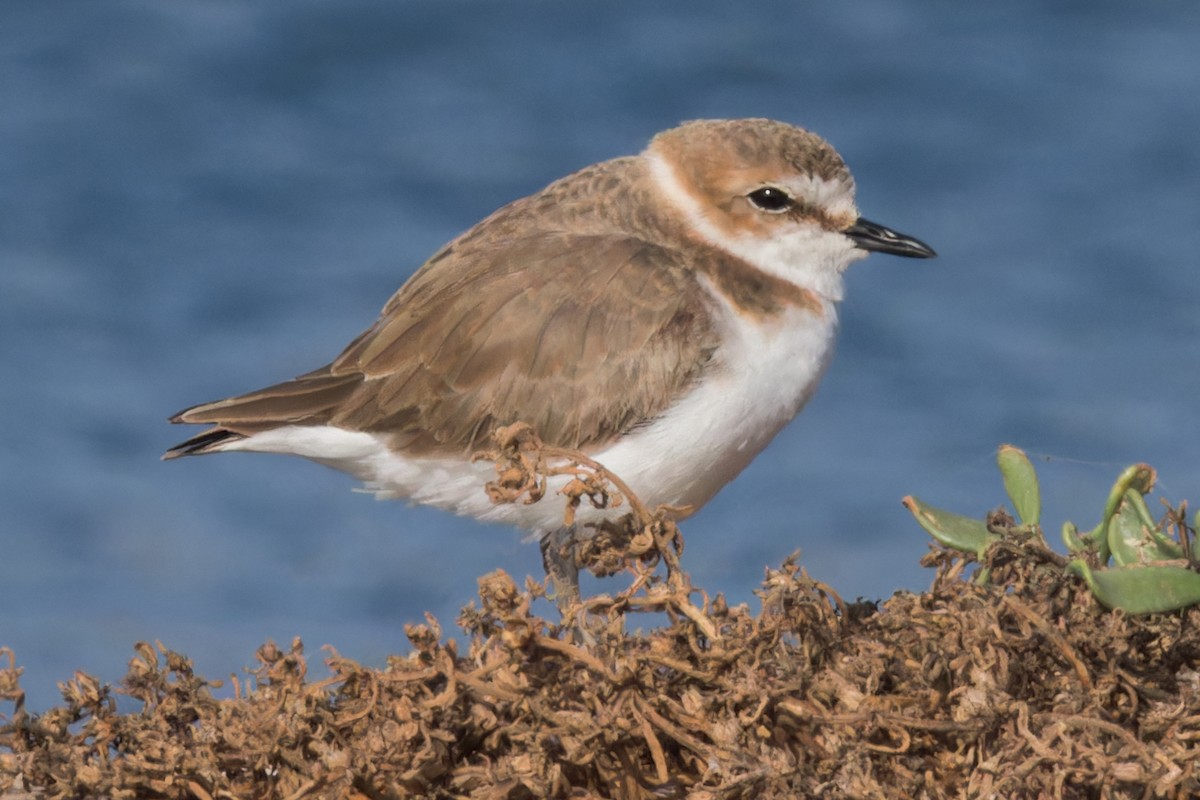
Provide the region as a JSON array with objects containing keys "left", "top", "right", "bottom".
[{"left": 3, "top": 1, "right": 1199, "bottom": 710}]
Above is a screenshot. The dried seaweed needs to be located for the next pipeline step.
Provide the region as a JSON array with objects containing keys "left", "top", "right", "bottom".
[{"left": 4, "top": 436, "right": 1200, "bottom": 798}]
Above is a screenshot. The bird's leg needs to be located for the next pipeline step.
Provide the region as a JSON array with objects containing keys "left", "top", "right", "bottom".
[
  {"left": 540, "top": 525, "right": 581, "bottom": 615},
  {"left": 540, "top": 526, "right": 601, "bottom": 646}
]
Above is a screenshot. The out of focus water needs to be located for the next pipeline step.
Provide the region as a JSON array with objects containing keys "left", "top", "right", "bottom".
[{"left": 3, "top": 1, "right": 1199, "bottom": 710}]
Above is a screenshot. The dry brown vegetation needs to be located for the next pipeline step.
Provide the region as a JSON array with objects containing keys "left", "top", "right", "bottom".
[{"left": 4, "top": 429, "right": 1199, "bottom": 799}]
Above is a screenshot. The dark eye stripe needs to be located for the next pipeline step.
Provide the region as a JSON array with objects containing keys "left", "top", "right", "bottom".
[{"left": 747, "top": 186, "right": 793, "bottom": 213}]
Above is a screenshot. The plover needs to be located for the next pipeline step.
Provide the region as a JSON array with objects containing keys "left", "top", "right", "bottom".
[{"left": 165, "top": 118, "right": 935, "bottom": 603}]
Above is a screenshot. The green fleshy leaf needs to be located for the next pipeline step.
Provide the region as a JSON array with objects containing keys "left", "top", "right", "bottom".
[
  {"left": 903, "top": 496, "right": 999, "bottom": 557},
  {"left": 1068, "top": 560, "right": 1200, "bottom": 614},
  {"left": 996, "top": 445, "right": 1040, "bottom": 526},
  {"left": 1062, "top": 521, "right": 1088, "bottom": 553},
  {"left": 1107, "top": 494, "right": 1148, "bottom": 567},
  {"left": 1103, "top": 464, "right": 1155, "bottom": 517},
  {"left": 1097, "top": 464, "right": 1158, "bottom": 564},
  {"left": 1124, "top": 491, "right": 1185, "bottom": 554},
  {"left": 1107, "top": 491, "right": 1185, "bottom": 567}
]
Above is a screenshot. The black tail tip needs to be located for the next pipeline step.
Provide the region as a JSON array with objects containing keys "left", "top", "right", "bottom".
[{"left": 162, "top": 428, "right": 243, "bottom": 461}]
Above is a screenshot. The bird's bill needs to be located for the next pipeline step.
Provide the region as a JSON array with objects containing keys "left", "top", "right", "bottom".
[{"left": 846, "top": 217, "right": 937, "bottom": 258}]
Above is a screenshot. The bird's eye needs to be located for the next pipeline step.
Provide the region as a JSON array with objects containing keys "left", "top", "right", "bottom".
[{"left": 747, "top": 186, "right": 793, "bottom": 213}]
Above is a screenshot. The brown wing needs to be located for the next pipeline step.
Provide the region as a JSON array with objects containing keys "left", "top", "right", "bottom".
[{"left": 168, "top": 229, "right": 719, "bottom": 457}]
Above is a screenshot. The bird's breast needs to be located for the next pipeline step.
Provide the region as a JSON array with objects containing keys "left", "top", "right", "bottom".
[{"left": 588, "top": 292, "right": 840, "bottom": 513}]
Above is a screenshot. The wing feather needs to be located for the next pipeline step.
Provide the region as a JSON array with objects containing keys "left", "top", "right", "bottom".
[{"left": 331, "top": 232, "right": 719, "bottom": 453}]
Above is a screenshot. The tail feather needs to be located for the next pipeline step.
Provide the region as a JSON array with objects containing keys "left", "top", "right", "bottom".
[
  {"left": 162, "top": 428, "right": 246, "bottom": 460},
  {"left": 165, "top": 371, "right": 364, "bottom": 459},
  {"left": 169, "top": 372, "right": 362, "bottom": 425}
]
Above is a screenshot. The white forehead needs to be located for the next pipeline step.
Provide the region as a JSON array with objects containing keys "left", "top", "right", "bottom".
[{"left": 776, "top": 172, "right": 858, "bottom": 223}]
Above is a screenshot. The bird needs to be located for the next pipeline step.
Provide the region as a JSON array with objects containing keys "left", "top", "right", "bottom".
[{"left": 165, "top": 118, "right": 936, "bottom": 607}]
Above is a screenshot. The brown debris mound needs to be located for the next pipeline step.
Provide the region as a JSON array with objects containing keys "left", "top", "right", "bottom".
[
  {"left": 4, "top": 431, "right": 1200, "bottom": 798},
  {"left": 3, "top": 540, "right": 1200, "bottom": 799}
]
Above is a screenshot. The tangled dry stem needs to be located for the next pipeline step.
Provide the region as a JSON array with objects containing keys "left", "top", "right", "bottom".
[{"left": 472, "top": 422, "right": 715, "bottom": 639}]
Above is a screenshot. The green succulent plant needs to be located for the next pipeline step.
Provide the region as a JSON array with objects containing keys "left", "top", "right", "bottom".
[{"left": 904, "top": 445, "right": 1200, "bottom": 615}]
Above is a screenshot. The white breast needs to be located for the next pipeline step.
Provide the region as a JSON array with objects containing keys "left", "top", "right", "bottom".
[{"left": 585, "top": 285, "right": 839, "bottom": 517}]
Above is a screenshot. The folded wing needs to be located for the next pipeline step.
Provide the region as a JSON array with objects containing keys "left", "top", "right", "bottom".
[{"left": 166, "top": 231, "right": 718, "bottom": 459}]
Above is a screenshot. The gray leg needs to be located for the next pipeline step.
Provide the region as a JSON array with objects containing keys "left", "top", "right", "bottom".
[{"left": 540, "top": 525, "right": 580, "bottom": 614}]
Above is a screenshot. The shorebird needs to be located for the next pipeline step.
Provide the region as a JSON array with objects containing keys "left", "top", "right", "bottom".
[{"left": 165, "top": 118, "right": 935, "bottom": 605}]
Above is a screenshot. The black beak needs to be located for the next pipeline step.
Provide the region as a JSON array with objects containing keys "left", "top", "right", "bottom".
[{"left": 846, "top": 217, "right": 937, "bottom": 259}]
